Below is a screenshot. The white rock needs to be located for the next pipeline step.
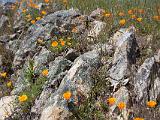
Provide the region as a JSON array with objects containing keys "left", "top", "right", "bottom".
[
  {"left": 0, "top": 96, "right": 17, "bottom": 120},
  {"left": 88, "top": 20, "right": 106, "bottom": 38}
]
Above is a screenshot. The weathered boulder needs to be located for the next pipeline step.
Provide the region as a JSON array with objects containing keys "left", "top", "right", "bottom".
[
  {"left": 31, "top": 56, "right": 72, "bottom": 117},
  {"left": 40, "top": 50, "right": 100, "bottom": 120},
  {"left": 134, "top": 57, "right": 160, "bottom": 102},
  {"left": 108, "top": 27, "right": 139, "bottom": 88},
  {"left": 0, "top": 96, "right": 17, "bottom": 120}
]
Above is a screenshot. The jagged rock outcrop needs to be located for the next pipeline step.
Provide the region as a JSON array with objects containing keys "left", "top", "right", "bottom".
[
  {"left": 13, "top": 8, "right": 82, "bottom": 67},
  {"left": 0, "top": 2, "right": 159, "bottom": 119},
  {"left": 134, "top": 56, "right": 160, "bottom": 102},
  {"left": 40, "top": 50, "right": 100, "bottom": 120},
  {"left": 31, "top": 56, "right": 72, "bottom": 116},
  {"left": 108, "top": 27, "right": 139, "bottom": 89}
]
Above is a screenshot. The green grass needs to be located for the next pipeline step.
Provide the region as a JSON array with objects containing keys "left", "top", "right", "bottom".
[
  {"left": 67, "top": 0, "right": 160, "bottom": 34},
  {"left": 17, "top": 60, "right": 47, "bottom": 115}
]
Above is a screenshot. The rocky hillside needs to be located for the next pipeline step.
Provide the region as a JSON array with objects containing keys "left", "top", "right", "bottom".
[{"left": 0, "top": 0, "right": 160, "bottom": 120}]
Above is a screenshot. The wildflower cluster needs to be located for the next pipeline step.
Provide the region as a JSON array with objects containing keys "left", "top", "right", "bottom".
[
  {"left": 0, "top": 66, "right": 13, "bottom": 97},
  {"left": 107, "top": 97, "right": 157, "bottom": 119},
  {"left": 15, "top": 0, "right": 53, "bottom": 25}
]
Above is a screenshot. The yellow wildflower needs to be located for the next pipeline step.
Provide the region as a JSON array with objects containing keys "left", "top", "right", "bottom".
[
  {"left": 36, "top": 17, "right": 41, "bottom": 21},
  {"left": 107, "top": 97, "right": 116, "bottom": 106},
  {"left": 147, "top": 100, "right": 157, "bottom": 108},
  {"left": 63, "top": 91, "right": 72, "bottom": 100},
  {"left": 41, "top": 10, "right": 47, "bottom": 15},
  {"left": 119, "top": 19, "right": 126, "bottom": 26},
  {"left": 7, "top": 81, "right": 12, "bottom": 88},
  {"left": 134, "top": 117, "right": 144, "bottom": 120},
  {"left": 104, "top": 13, "right": 111, "bottom": 17},
  {"left": 51, "top": 41, "right": 58, "bottom": 47},
  {"left": 117, "top": 102, "right": 126, "bottom": 110},
  {"left": 137, "top": 17, "right": 142, "bottom": 22},
  {"left": 42, "top": 69, "right": 49, "bottom": 76},
  {"left": 0, "top": 72, "right": 7, "bottom": 78},
  {"left": 18, "top": 95, "right": 28, "bottom": 102},
  {"left": 31, "top": 20, "right": 36, "bottom": 24}
]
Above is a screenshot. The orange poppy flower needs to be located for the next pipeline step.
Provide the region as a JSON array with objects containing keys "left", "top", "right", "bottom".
[
  {"left": 60, "top": 40, "right": 65, "bottom": 46},
  {"left": 147, "top": 100, "right": 157, "bottom": 108},
  {"left": 31, "top": 20, "right": 36, "bottom": 24},
  {"left": 117, "top": 102, "right": 126, "bottom": 110},
  {"left": 153, "top": 16, "right": 160, "bottom": 21},
  {"left": 107, "top": 97, "right": 116, "bottom": 106},
  {"left": 134, "top": 117, "right": 144, "bottom": 120},
  {"left": 18, "top": 95, "right": 28, "bottom": 102},
  {"left": 137, "top": 17, "right": 142, "bottom": 22},
  {"left": 119, "top": 19, "right": 126, "bottom": 26},
  {"left": 44, "top": 0, "right": 49, "bottom": 3},
  {"left": 131, "top": 15, "right": 136, "bottom": 19},
  {"left": 63, "top": 91, "right": 72, "bottom": 100},
  {"left": 41, "top": 10, "right": 47, "bottom": 15},
  {"left": 104, "top": 13, "right": 111, "bottom": 17},
  {"left": 128, "top": 9, "right": 133, "bottom": 15},
  {"left": 51, "top": 41, "right": 58, "bottom": 47},
  {"left": 42, "top": 69, "right": 49, "bottom": 76}
]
